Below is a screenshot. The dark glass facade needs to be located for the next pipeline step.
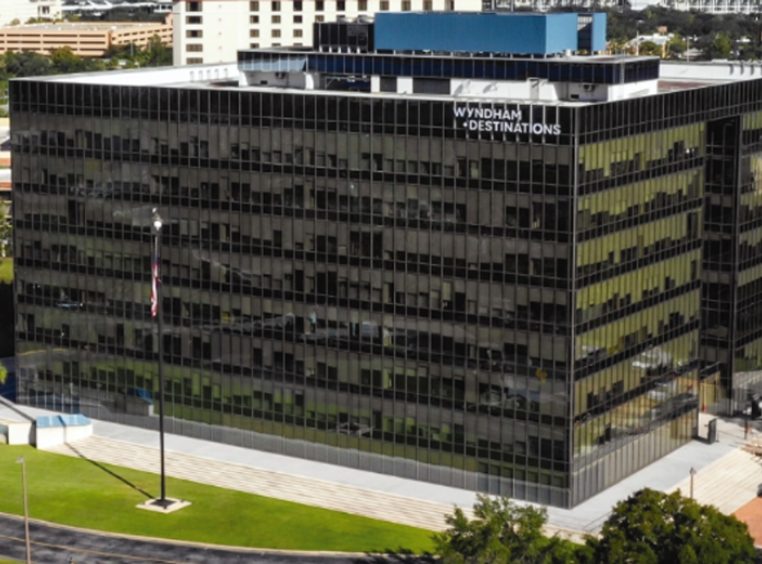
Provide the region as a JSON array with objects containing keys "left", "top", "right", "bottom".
[
  {"left": 10, "top": 71, "right": 762, "bottom": 507},
  {"left": 237, "top": 50, "right": 661, "bottom": 85}
]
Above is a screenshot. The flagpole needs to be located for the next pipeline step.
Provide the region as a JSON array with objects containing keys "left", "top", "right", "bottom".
[{"left": 151, "top": 208, "right": 167, "bottom": 507}]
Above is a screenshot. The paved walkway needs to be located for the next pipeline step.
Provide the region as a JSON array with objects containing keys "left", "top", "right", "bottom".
[
  {"left": 3, "top": 400, "right": 762, "bottom": 540},
  {"left": 669, "top": 448, "right": 762, "bottom": 513}
]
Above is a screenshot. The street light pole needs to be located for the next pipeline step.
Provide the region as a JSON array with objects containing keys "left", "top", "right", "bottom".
[
  {"left": 689, "top": 467, "right": 696, "bottom": 499},
  {"left": 16, "top": 457, "right": 31, "bottom": 564},
  {"left": 151, "top": 208, "right": 167, "bottom": 507}
]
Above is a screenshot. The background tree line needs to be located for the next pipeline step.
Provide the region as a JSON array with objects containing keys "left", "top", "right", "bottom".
[
  {"left": 0, "top": 35, "right": 171, "bottom": 79},
  {"left": 605, "top": 6, "right": 762, "bottom": 60}
]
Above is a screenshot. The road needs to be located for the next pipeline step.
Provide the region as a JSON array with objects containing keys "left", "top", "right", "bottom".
[{"left": 0, "top": 514, "right": 421, "bottom": 563}]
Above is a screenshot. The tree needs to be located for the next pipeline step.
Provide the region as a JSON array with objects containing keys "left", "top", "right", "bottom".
[
  {"left": 638, "top": 41, "right": 662, "bottom": 57},
  {"left": 136, "top": 35, "right": 172, "bottom": 67},
  {"left": 49, "top": 46, "right": 91, "bottom": 74},
  {"left": 434, "top": 495, "right": 589, "bottom": 563},
  {"left": 3, "top": 51, "right": 53, "bottom": 78},
  {"left": 588, "top": 488, "right": 755, "bottom": 564},
  {"left": 0, "top": 201, "right": 11, "bottom": 258},
  {"left": 667, "top": 34, "right": 687, "bottom": 58},
  {"left": 707, "top": 32, "right": 733, "bottom": 60}
]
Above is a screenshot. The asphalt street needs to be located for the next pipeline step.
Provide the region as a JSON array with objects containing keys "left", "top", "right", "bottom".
[{"left": 0, "top": 514, "right": 425, "bottom": 564}]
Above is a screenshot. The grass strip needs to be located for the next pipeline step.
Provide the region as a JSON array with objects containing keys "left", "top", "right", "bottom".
[{"left": 0, "top": 445, "right": 434, "bottom": 553}]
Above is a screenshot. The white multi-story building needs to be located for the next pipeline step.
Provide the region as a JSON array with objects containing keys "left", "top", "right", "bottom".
[
  {"left": 484, "top": 0, "right": 624, "bottom": 10},
  {"left": 0, "top": 0, "right": 62, "bottom": 26},
  {"left": 173, "top": 0, "right": 484, "bottom": 65},
  {"left": 659, "top": 0, "right": 760, "bottom": 13}
]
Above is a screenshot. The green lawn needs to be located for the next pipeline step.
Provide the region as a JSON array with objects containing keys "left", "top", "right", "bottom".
[
  {"left": 0, "top": 259, "right": 11, "bottom": 284},
  {"left": 0, "top": 446, "right": 435, "bottom": 553}
]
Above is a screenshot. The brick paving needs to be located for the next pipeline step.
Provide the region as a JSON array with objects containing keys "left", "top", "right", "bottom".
[{"left": 734, "top": 497, "right": 762, "bottom": 547}]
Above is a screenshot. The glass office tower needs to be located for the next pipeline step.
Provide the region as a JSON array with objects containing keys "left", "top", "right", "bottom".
[{"left": 11, "top": 13, "right": 762, "bottom": 506}]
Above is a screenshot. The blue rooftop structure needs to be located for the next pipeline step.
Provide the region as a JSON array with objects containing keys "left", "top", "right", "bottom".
[{"left": 373, "top": 12, "right": 606, "bottom": 56}]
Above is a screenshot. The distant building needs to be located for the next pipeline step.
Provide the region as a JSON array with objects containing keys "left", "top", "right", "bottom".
[
  {"left": 0, "top": 0, "right": 62, "bottom": 26},
  {"left": 660, "top": 0, "right": 762, "bottom": 13},
  {"left": 0, "top": 21, "right": 172, "bottom": 57},
  {"left": 62, "top": 0, "right": 172, "bottom": 19},
  {"left": 482, "top": 0, "right": 624, "bottom": 11},
  {"left": 172, "top": 0, "right": 484, "bottom": 66}
]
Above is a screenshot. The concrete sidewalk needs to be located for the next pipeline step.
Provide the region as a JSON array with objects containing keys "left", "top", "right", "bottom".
[{"left": 2, "top": 400, "right": 758, "bottom": 539}]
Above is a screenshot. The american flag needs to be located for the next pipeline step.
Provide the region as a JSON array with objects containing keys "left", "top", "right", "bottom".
[{"left": 150, "top": 259, "right": 160, "bottom": 318}]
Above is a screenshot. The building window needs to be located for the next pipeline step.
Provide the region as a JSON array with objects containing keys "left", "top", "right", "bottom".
[
  {"left": 271, "top": 1, "right": 280, "bottom": 11},
  {"left": 337, "top": 0, "right": 346, "bottom": 10},
  {"left": 250, "top": 15, "right": 259, "bottom": 22},
  {"left": 402, "top": 0, "right": 411, "bottom": 10},
  {"left": 380, "top": 1, "right": 389, "bottom": 10},
  {"left": 272, "top": 29, "right": 281, "bottom": 37},
  {"left": 294, "top": 29, "right": 303, "bottom": 37},
  {"left": 186, "top": 15, "right": 201, "bottom": 23},
  {"left": 186, "top": 57, "right": 203, "bottom": 64},
  {"left": 272, "top": 15, "right": 280, "bottom": 23},
  {"left": 186, "top": 44, "right": 203, "bottom": 52},
  {"left": 424, "top": 0, "right": 432, "bottom": 8},
  {"left": 358, "top": 0, "right": 368, "bottom": 9},
  {"left": 250, "top": 42, "right": 259, "bottom": 48},
  {"left": 186, "top": 29, "right": 203, "bottom": 38},
  {"left": 293, "top": 15, "right": 302, "bottom": 22},
  {"left": 250, "top": 0, "right": 259, "bottom": 9},
  {"left": 250, "top": 29, "right": 259, "bottom": 37},
  {"left": 315, "top": 15, "right": 324, "bottom": 21},
  {"left": 294, "top": 0, "right": 303, "bottom": 10},
  {"left": 316, "top": 0, "right": 324, "bottom": 11},
  {"left": 187, "top": 0, "right": 201, "bottom": 11}
]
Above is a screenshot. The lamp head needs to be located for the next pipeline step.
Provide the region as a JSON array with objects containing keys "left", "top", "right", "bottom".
[{"left": 152, "top": 208, "right": 163, "bottom": 232}]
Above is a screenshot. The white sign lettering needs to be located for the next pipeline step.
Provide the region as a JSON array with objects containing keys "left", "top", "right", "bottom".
[{"left": 453, "top": 105, "right": 561, "bottom": 136}]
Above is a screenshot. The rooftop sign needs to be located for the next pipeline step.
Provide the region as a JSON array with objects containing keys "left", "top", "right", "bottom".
[{"left": 453, "top": 104, "right": 562, "bottom": 136}]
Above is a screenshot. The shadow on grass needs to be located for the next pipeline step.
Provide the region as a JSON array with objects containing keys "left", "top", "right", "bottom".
[
  {"left": 356, "top": 548, "right": 437, "bottom": 563},
  {"left": 66, "top": 443, "right": 153, "bottom": 500}
]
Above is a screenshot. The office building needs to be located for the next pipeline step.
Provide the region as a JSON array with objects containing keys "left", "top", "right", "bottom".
[
  {"left": 11, "top": 12, "right": 762, "bottom": 507},
  {"left": 658, "top": 0, "right": 761, "bottom": 14},
  {"left": 172, "top": 0, "right": 483, "bottom": 66},
  {"left": 61, "top": 0, "right": 172, "bottom": 19},
  {"left": 481, "top": 0, "right": 624, "bottom": 11},
  {"left": 0, "top": 21, "right": 172, "bottom": 58},
  {"left": 0, "top": 0, "right": 62, "bottom": 26}
]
